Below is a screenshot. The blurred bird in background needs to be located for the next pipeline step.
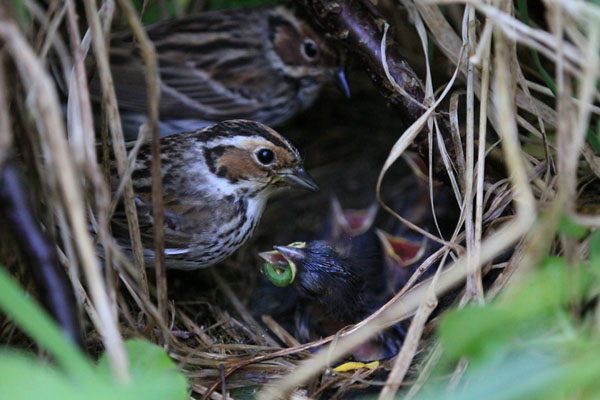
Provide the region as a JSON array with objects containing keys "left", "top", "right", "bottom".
[{"left": 88, "top": 4, "right": 349, "bottom": 138}]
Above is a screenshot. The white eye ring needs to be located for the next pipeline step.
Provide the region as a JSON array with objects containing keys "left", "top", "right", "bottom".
[
  {"left": 301, "top": 39, "right": 318, "bottom": 60},
  {"left": 255, "top": 148, "right": 276, "bottom": 166}
]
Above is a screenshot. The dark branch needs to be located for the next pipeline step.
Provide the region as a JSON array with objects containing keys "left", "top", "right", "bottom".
[
  {"left": 0, "top": 159, "right": 84, "bottom": 348},
  {"left": 297, "top": 0, "right": 426, "bottom": 121},
  {"left": 296, "top": 0, "right": 512, "bottom": 189}
]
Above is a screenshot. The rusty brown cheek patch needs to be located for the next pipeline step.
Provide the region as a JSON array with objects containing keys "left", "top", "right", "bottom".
[
  {"left": 274, "top": 24, "right": 304, "bottom": 66},
  {"left": 216, "top": 148, "right": 267, "bottom": 181},
  {"left": 298, "top": 26, "right": 338, "bottom": 68}
]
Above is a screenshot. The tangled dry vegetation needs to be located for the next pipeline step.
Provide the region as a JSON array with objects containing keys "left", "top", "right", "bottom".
[{"left": 1, "top": 0, "right": 600, "bottom": 399}]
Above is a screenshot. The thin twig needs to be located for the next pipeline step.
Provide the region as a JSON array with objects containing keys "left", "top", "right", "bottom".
[
  {"left": 82, "top": 0, "right": 150, "bottom": 302},
  {"left": 0, "top": 54, "right": 12, "bottom": 168},
  {"left": 211, "top": 270, "right": 279, "bottom": 348},
  {"left": 262, "top": 315, "right": 301, "bottom": 348},
  {"left": 116, "top": 0, "right": 168, "bottom": 344},
  {"left": 378, "top": 275, "right": 439, "bottom": 399},
  {"left": 0, "top": 20, "right": 130, "bottom": 381}
]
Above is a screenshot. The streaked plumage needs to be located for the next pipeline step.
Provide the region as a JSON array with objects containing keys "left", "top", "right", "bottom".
[
  {"left": 259, "top": 237, "right": 406, "bottom": 361},
  {"left": 90, "top": 5, "right": 347, "bottom": 137},
  {"left": 256, "top": 201, "right": 429, "bottom": 360},
  {"left": 109, "top": 120, "right": 318, "bottom": 269},
  {"left": 273, "top": 240, "right": 385, "bottom": 321}
]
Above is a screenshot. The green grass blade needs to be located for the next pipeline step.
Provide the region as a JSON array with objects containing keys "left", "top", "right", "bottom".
[{"left": 0, "top": 266, "right": 95, "bottom": 382}]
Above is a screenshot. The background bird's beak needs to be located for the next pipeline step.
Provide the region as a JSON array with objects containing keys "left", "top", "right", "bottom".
[
  {"left": 282, "top": 167, "right": 319, "bottom": 191},
  {"left": 274, "top": 245, "right": 307, "bottom": 264},
  {"left": 327, "top": 68, "right": 351, "bottom": 98}
]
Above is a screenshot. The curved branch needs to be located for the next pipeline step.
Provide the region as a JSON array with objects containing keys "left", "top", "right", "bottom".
[{"left": 0, "top": 159, "right": 83, "bottom": 348}]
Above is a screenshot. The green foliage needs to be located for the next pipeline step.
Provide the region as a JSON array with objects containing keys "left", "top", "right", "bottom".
[
  {"left": 558, "top": 215, "right": 588, "bottom": 239},
  {"left": 416, "top": 231, "right": 600, "bottom": 399},
  {"left": 130, "top": 0, "right": 188, "bottom": 24},
  {"left": 96, "top": 340, "right": 188, "bottom": 400},
  {"left": 590, "top": 230, "right": 600, "bottom": 263},
  {"left": 516, "top": 0, "right": 557, "bottom": 95},
  {"left": 516, "top": 0, "right": 600, "bottom": 153},
  {"left": 231, "top": 386, "right": 260, "bottom": 399},
  {"left": 10, "top": 0, "right": 31, "bottom": 31},
  {"left": 0, "top": 267, "right": 187, "bottom": 400}
]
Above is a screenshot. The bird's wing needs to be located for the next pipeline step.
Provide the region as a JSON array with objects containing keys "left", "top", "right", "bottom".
[
  {"left": 90, "top": 11, "right": 282, "bottom": 122},
  {"left": 109, "top": 198, "right": 156, "bottom": 253},
  {"left": 112, "top": 188, "right": 220, "bottom": 249},
  {"left": 154, "top": 56, "right": 270, "bottom": 120}
]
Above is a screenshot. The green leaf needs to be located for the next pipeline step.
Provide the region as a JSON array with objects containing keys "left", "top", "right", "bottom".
[
  {"left": 439, "top": 306, "right": 514, "bottom": 360},
  {"left": 516, "top": 0, "right": 557, "bottom": 95},
  {"left": 587, "top": 127, "right": 600, "bottom": 154},
  {"left": 439, "top": 257, "right": 586, "bottom": 362},
  {"left": 0, "top": 340, "right": 187, "bottom": 400},
  {"left": 231, "top": 386, "right": 259, "bottom": 400},
  {"left": 0, "top": 265, "right": 187, "bottom": 400},
  {"left": 98, "top": 339, "right": 187, "bottom": 400},
  {"left": 507, "top": 256, "right": 569, "bottom": 313},
  {"left": 590, "top": 230, "right": 600, "bottom": 264},
  {"left": 558, "top": 215, "right": 588, "bottom": 239},
  {"left": 0, "top": 352, "right": 92, "bottom": 400},
  {"left": 0, "top": 267, "right": 94, "bottom": 382}
]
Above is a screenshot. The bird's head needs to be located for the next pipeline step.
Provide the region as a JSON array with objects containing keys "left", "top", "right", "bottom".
[
  {"left": 199, "top": 120, "right": 318, "bottom": 196},
  {"left": 267, "top": 5, "right": 350, "bottom": 97},
  {"left": 259, "top": 240, "right": 368, "bottom": 320}
]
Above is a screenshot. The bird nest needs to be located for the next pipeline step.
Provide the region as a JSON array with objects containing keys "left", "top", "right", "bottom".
[{"left": 1, "top": 1, "right": 600, "bottom": 399}]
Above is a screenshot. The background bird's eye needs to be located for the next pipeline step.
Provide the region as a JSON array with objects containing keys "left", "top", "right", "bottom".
[
  {"left": 256, "top": 148, "right": 276, "bottom": 165},
  {"left": 302, "top": 39, "right": 319, "bottom": 60}
]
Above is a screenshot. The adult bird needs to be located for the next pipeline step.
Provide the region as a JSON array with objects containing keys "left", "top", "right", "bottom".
[
  {"left": 88, "top": 4, "right": 349, "bottom": 138},
  {"left": 109, "top": 119, "right": 318, "bottom": 269}
]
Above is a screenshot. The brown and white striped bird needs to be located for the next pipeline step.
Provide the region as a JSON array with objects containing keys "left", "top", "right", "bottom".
[
  {"left": 109, "top": 120, "right": 318, "bottom": 269},
  {"left": 89, "top": 4, "right": 348, "bottom": 138}
]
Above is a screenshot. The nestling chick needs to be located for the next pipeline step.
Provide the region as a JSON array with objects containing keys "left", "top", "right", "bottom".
[
  {"left": 257, "top": 200, "right": 427, "bottom": 360},
  {"left": 271, "top": 240, "right": 385, "bottom": 321},
  {"left": 89, "top": 4, "right": 348, "bottom": 137},
  {"left": 109, "top": 119, "right": 318, "bottom": 270}
]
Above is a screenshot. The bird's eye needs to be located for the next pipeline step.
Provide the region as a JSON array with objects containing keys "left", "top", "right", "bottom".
[
  {"left": 256, "top": 148, "right": 276, "bottom": 165},
  {"left": 302, "top": 39, "right": 319, "bottom": 60}
]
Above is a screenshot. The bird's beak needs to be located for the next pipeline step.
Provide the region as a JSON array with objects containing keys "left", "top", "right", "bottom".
[
  {"left": 274, "top": 243, "right": 307, "bottom": 265},
  {"left": 281, "top": 167, "right": 319, "bottom": 191},
  {"left": 327, "top": 68, "right": 351, "bottom": 98},
  {"left": 375, "top": 229, "right": 427, "bottom": 268},
  {"left": 259, "top": 248, "right": 297, "bottom": 286},
  {"left": 259, "top": 242, "right": 306, "bottom": 287},
  {"left": 258, "top": 249, "right": 286, "bottom": 265},
  {"left": 330, "top": 197, "right": 378, "bottom": 237}
]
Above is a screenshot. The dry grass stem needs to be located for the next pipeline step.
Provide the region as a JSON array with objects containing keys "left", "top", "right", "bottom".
[
  {"left": 0, "top": 57, "right": 12, "bottom": 167},
  {"left": 474, "top": 2, "right": 493, "bottom": 306},
  {"left": 82, "top": 0, "right": 149, "bottom": 301},
  {"left": 211, "top": 270, "right": 279, "bottom": 348},
  {"left": 463, "top": 5, "right": 484, "bottom": 303},
  {"left": 116, "top": 0, "right": 168, "bottom": 342},
  {"left": 0, "top": 20, "right": 129, "bottom": 380},
  {"left": 378, "top": 283, "right": 439, "bottom": 399},
  {"left": 375, "top": 41, "right": 467, "bottom": 251},
  {"left": 65, "top": 0, "right": 97, "bottom": 166},
  {"left": 261, "top": 316, "right": 302, "bottom": 348}
]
